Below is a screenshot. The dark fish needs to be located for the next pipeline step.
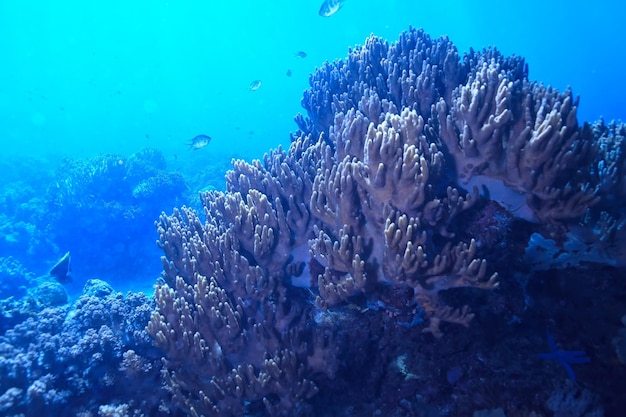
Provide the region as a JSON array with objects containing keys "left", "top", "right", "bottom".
[
  {"left": 188, "top": 134, "right": 211, "bottom": 150},
  {"left": 295, "top": 51, "right": 307, "bottom": 58},
  {"left": 50, "top": 251, "right": 72, "bottom": 284},
  {"left": 319, "top": 0, "right": 345, "bottom": 17},
  {"left": 249, "top": 80, "right": 262, "bottom": 91},
  {"left": 286, "top": 69, "right": 293, "bottom": 77}
]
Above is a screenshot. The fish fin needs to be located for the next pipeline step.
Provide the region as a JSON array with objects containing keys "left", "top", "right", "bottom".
[{"left": 50, "top": 251, "right": 72, "bottom": 284}]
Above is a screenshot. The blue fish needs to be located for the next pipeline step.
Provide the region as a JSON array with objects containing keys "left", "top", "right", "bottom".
[
  {"left": 319, "top": 0, "right": 345, "bottom": 17},
  {"left": 188, "top": 134, "right": 211, "bottom": 150}
]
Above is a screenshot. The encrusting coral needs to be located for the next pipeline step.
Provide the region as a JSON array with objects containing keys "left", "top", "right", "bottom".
[{"left": 149, "top": 28, "right": 625, "bottom": 416}]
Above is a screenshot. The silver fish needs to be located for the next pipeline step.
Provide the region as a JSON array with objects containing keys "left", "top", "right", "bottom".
[
  {"left": 319, "top": 0, "right": 345, "bottom": 17},
  {"left": 50, "top": 251, "right": 72, "bottom": 284},
  {"left": 248, "top": 80, "right": 262, "bottom": 91},
  {"left": 188, "top": 134, "right": 211, "bottom": 150}
]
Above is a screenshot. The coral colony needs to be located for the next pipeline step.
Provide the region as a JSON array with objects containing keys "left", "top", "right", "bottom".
[
  {"left": 148, "top": 28, "right": 624, "bottom": 416},
  {"left": 2, "top": 28, "right": 626, "bottom": 417}
]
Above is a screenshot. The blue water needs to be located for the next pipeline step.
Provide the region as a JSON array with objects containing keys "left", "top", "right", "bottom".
[{"left": 0, "top": 0, "right": 624, "bottom": 162}]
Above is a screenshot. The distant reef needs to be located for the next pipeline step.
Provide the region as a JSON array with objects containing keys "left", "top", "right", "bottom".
[{"left": 0, "top": 148, "right": 231, "bottom": 289}]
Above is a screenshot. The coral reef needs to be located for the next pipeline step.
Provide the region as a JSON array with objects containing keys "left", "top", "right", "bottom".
[
  {"left": 0, "top": 148, "right": 188, "bottom": 288},
  {"left": 45, "top": 148, "right": 186, "bottom": 282},
  {"left": 0, "top": 257, "right": 34, "bottom": 300},
  {"left": 0, "top": 157, "right": 57, "bottom": 265},
  {"left": 0, "top": 259, "right": 71, "bottom": 334},
  {"left": 31, "top": 281, "right": 68, "bottom": 307},
  {"left": 149, "top": 28, "right": 625, "bottom": 416},
  {"left": 0, "top": 27, "right": 624, "bottom": 417},
  {"left": 149, "top": 202, "right": 333, "bottom": 417},
  {"left": 0, "top": 282, "right": 170, "bottom": 416}
]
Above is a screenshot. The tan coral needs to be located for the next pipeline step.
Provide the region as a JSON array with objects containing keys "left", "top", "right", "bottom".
[
  {"left": 309, "top": 102, "right": 495, "bottom": 331},
  {"left": 438, "top": 61, "right": 598, "bottom": 222}
]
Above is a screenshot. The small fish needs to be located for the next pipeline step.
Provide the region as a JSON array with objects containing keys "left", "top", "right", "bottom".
[
  {"left": 50, "top": 251, "right": 72, "bottom": 284},
  {"left": 295, "top": 51, "right": 307, "bottom": 59},
  {"left": 286, "top": 69, "right": 293, "bottom": 77},
  {"left": 319, "top": 0, "right": 345, "bottom": 17},
  {"left": 187, "top": 134, "right": 211, "bottom": 150},
  {"left": 249, "top": 80, "right": 262, "bottom": 91}
]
